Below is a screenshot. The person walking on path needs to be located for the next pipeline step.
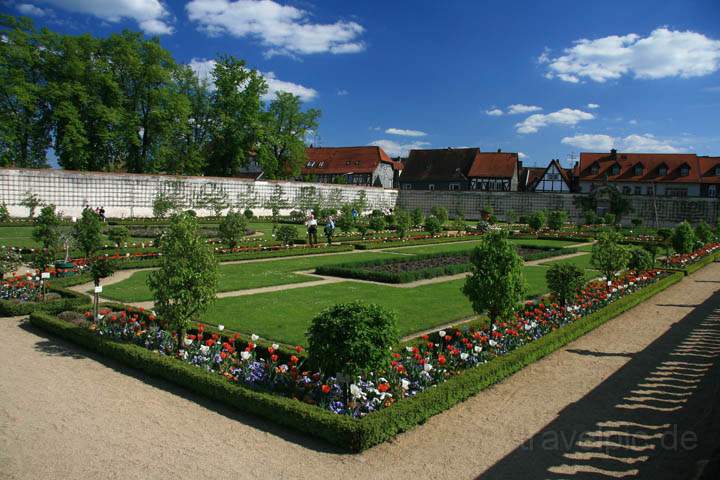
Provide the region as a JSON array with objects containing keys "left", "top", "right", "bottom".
[
  {"left": 324, "top": 215, "right": 335, "bottom": 246},
  {"left": 306, "top": 213, "right": 318, "bottom": 246}
]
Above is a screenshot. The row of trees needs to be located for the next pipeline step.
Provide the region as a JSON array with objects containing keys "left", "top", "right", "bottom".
[{"left": 0, "top": 15, "right": 319, "bottom": 178}]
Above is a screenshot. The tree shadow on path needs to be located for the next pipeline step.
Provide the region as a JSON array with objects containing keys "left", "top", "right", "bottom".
[{"left": 477, "top": 289, "right": 720, "bottom": 480}]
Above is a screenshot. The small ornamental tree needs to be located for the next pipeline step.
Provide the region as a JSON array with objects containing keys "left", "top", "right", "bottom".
[
  {"left": 275, "top": 224, "right": 298, "bottom": 246},
  {"left": 672, "top": 221, "right": 697, "bottom": 254},
  {"left": 0, "top": 203, "right": 9, "bottom": 222},
  {"left": 631, "top": 218, "right": 643, "bottom": 228},
  {"left": 591, "top": 232, "right": 629, "bottom": 279},
  {"left": 430, "top": 206, "right": 448, "bottom": 225},
  {"left": 32, "top": 204, "right": 61, "bottom": 270},
  {"left": 73, "top": 208, "right": 103, "bottom": 259},
  {"left": 336, "top": 204, "right": 355, "bottom": 233},
  {"left": 657, "top": 228, "right": 673, "bottom": 259},
  {"left": 547, "top": 210, "right": 568, "bottom": 231},
  {"left": 394, "top": 208, "right": 412, "bottom": 238},
  {"left": 463, "top": 231, "right": 525, "bottom": 328},
  {"left": 147, "top": 213, "right": 219, "bottom": 351},
  {"left": 20, "top": 191, "right": 42, "bottom": 218},
  {"left": 355, "top": 217, "right": 370, "bottom": 239},
  {"left": 546, "top": 263, "right": 584, "bottom": 306},
  {"left": 628, "top": 248, "right": 654, "bottom": 272},
  {"left": 528, "top": 211, "right": 546, "bottom": 231},
  {"left": 604, "top": 213, "right": 616, "bottom": 227},
  {"left": 218, "top": 210, "right": 247, "bottom": 247},
  {"left": 452, "top": 215, "right": 466, "bottom": 233},
  {"left": 695, "top": 220, "right": 715, "bottom": 245},
  {"left": 152, "top": 192, "right": 177, "bottom": 219},
  {"left": 243, "top": 208, "right": 254, "bottom": 219},
  {"left": 306, "top": 302, "right": 399, "bottom": 379},
  {"left": 107, "top": 226, "right": 130, "bottom": 247},
  {"left": 411, "top": 208, "right": 424, "bottom": 227},
  {"left": 0, "top": 247, "right": 22, "bottom": 278},
  {"left": 368, "top": 211, "right": 386, "bottom": 232},
  {"left": 424, "top": 215, "right": 443, "bottom": 236}
]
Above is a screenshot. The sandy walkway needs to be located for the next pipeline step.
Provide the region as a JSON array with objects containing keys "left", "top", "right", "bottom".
[{"left": 1, "top": 263, "right": 718, "bottom": 479}]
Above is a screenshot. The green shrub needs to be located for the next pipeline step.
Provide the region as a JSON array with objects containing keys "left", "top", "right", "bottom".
[
  {"left": 424, "top": 215, "right": 443, "bottom": 235},
  {"left": 243, "top": 209, "right": 254, "bottom": 219},
  {"left": 628, "top": 248, "right": 654, "bottom": 272},
  {"left": 73, "top": 208, "right": 103, "bottom": 259},
  {"left": 411, "top": 208, "right": 424, "bottom": 227},
  {"left": 0, "top": 247, "right": 22, "bottom": 278},
  {"left": 368, "top": 212, "right": 386, "bottom": 232},
  {"left": 631, "top": 218, "right": 642, "bottom": 228},
  {"left": 603, "top": 213, "right": 616, "bottom": 226},
  {"left": 591, "top": 232, "right": 629, "bottom": 279},
  {"left": 695, "top": 220, "right": 715, "bottom": 244},
  {"left": 528, "top": 211, "right": 546, "bottom": 231},
  {"left": 672, "top": 221, "right": 697, "bottom": 254},
  {"left": 583, "top": 210, "right": 598, "bottom": 225},
  {"left": 218, "top": 210, "right": 248, "bottom": 247},
  {"left": 546, "top": 263, "right": 584, "bottom": 305},
  {"left": 107, "top": 226, "right": 130, "bottom": 247},
  {"left": 152, "top": 192, "right": 177, "bottom": 218},
  {"left": 0, "top": 203, "right": 9, "bottom": 222},
  {"left": 394, "top": 208, "right": 412, "bottom": 238},
  {"left": 547, "top": 210, "right": 567, "bottom": 231},
  {"left": 429, "top": 206, "right": 448, "bottom": 225},
  {"left": 275, "top": 224, "right": 299, "bottom": 246},
  {"left": 306, "top": 302, "right": 399, "bottom": 378}
]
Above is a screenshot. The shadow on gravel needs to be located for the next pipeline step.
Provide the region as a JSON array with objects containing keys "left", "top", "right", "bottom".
[
  {"left": 477, "top": 287, "right": 720, "bottom": 480},
  {"left": 566, "top": 349, "right": 635, "bottom": 358},
  {"left": 20, "top": 321, "right": 346, "bottom": 455}
]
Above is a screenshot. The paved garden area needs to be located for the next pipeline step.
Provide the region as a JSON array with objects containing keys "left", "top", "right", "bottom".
[{"left": 2, "top": 263, "right": 718, "bottom": 480}]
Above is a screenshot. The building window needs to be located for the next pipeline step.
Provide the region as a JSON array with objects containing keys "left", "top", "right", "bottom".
[
  {"left": 647, "top": 186, "right": 654, "bottom": 195},
  {"left": 715, "top": 166, "right": 720, "bottom": 176},
  {"left": 634, "top": 186, "right": 642, "bottom": 195},
  {"left": 709, "top": 185, "right": 717, "bottom": 197},
  {"left": 306, "top": 161, "right": 315, "bottom": 167},
  {"left": 610, "top": 164, "right": 620, "bottom": 176},
  {"left": 590, "top": 164, "right": 599, "bottom": 175},
  {"left": 318, "top": 161, "right": 324, "bottom": 167},
  {"left": 402, "top": 184, "right": 412, "bottom": 190},
  {"left": 428, "top": 184, "right": 435, "bottom": 191},
  {"left": 634, "top": 164, "right": 643, "bottom": 176},
  {"left": 679, "top": 165, "right": 690, "bottom": 177},
  {"left": 658, "top": 166, "right": 668, "bottom": 176},
  {"left": 449, "top": 183, "right": 460, "bottom": 191}
]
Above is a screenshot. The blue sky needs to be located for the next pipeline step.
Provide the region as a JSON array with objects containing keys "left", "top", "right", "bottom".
[{"left": 5, "top": 0, "right": 720, "bottom": 167}]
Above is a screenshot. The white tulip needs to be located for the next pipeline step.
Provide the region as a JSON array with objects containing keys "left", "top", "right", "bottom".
[
  {"left": 473, "top": 345, "right": 483, "bottom": 353},
  {"left": 218, "top": 325, "right": 224, "bottom": 331},
  {"left": 251, "top": 334, "right": 259, "bottom": 342},
  {"left": 272, "top": 343, "right": 279, "bottom": 350},
  {"left": 438, "top": 330, "right": 446, "bottom": 337},
  {"left": 423, "top": 363, "right": 433, "bottom": 372},
  {"left": 240, "top": 351, "right": 251, "bottom": 361}
]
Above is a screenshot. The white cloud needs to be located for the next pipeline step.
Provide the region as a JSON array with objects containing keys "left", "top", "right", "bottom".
[
  {"left": 188, "top": 58, "right": 317, "bottom": 102},
  {"left": 186, "top": 0, "right": 365, "bottom": 57},
  {"left": 544, "top": 28, "right": 720, "bottom": 83},
  {"left": 507, "top": 104, "right": 542, "bottom": 114},
  {"left": 587, "top": 103, "right": 600, "bottom": 109},
  {"left": 336, "top": 89, "right": 349, "bottom": 96},
  {"left": 515, "top": 108, "right": 594, "bottom": 134},
  {"left": 369, "top": 139, "right": 430, "bottom": 157},
  {"left": 486, "top": 108, "right": 504, "bottom": 116},
  {"left": 518, "top": 152, "right": 528, "bottom": 159},
  {"left": 40, "top": 0, "right": 173, "bottom": 34},
  {"left": 17, "top": 3, "right": 50, "bottom": 16},
  {"left": 385, "top": 128, "right": 427, "bottom": 137},
  {"left": 561, "top": 133, "right": 681, "bottom": 153},
  {"left": 629, "top": 119, "right": 638, "bottom": 125}
]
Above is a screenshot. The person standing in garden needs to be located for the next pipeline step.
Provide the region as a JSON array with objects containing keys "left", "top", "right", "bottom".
[
  {"left": 306, "top": 213, "right": 318, "bottom": 246},
  {"left": 324, "top": 215, "right": 335, "bottom": 245}
]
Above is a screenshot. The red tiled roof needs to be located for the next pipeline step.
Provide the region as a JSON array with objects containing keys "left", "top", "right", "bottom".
[
  {"left": 698, "top": 156, "right": 720, "bottom": 184},
  {"left": 523, "top": 167, "right": 546, "bottom": 189},
  {"left": 401, "top": 148, "right": 479, "bottom": 182},
  {"left": 577, "top": 152, "right": 705, "bottom": 183},
  {"left": 467, "top": 152, "right": 518, "bottom": 178},
  {"left": 302, "top": 146, "right": 395, "bottom": 175}
]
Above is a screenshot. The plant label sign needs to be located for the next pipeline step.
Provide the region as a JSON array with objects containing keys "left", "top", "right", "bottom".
[
  {"left": 41, "top": 272, "right": 50, "bottom": 279},
  {"left": 94, "top": 286, "right": 103, "bottom": 293}
]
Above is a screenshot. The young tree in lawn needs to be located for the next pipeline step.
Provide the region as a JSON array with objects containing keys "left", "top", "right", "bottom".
[
  {"left": 73, "top": 208, "right": 103, "bottom": 259},
  {"left": 528, "top": 211, "right": 546, "bottom": 231},
  {"left": 671, "top": 221, "right": 697, "bottom": 254},
  {"left": 368, "top": 210, "right": 386, "bottom": 233},
  {"left": 657, "top": 228, "right": 673, "bottom": 261},
  {"left": 147, "top": 213, "right": 219, "bottom": 351},
  {"left": 275, "top": 224, "right": 298, "bottom": 246},
  {"left": 430, "top": 206, "right": 448, "bottom": 225},
  {"left": 695, "top": 220, "right": 715, "bottom": 245},
  {"left": 107, "top": 226, "right": 130, "bottom": 249},
  {"left": 424, "top": 215, "right": 443, "bottom": 236},
  {"left": 218, "top": 209, "right": 247, "bottom": 248},
  {"left": 628, "top": 248, "right": 654, "bottom": 272},
  {"left": 89, "top": 257, "right": 116, "bottom": 321},
  {"left": 336, "top": 204, "right": 356, "bottom": 233},
  {"left": 352, "top": 191, "right": 368, "bottom": 216},
  {"left": 411, "top": 208, "right": 424, "bottom": 227},
  {"left": 546, "top": 263, "right": 584, "bottom": 306},
  {"left": 32, "top": 204, "right": 61, "bottom": 271},
  {"left": 591, "top": 232, "right": 630, "bottom": 279},
  {"left": 394, "top": 208, "right": 412, "bottom": 238},
  {"left": 463, "top": 230, "right": 525, "bottom": 329},
  {"left": 547, "top": 210, "right": 568, "bottom": 231}
]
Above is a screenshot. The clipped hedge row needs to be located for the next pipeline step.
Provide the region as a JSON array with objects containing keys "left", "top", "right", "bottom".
[
  {"left": 30, "top": 270, "right": 684, "bottom": 451},
  {"left": 353, "top": 234, "right": 482, "bottom": 250},
  {"left": 1, "top": 285, "right": 90, "bottom": 317}
]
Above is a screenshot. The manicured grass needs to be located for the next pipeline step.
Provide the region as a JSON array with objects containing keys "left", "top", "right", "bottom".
[
  {"left": 100, "top": 250, "right": 397, "bottom": 302},
  {"left": 540, "top": 253, "right": 595, "bottom": 270}
]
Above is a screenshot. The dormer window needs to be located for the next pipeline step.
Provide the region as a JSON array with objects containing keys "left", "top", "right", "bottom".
[
  {"left": 306, "top": 161, "right": 315, "bottom": 168},
  {"left": 318, "top": 161, "right": 324, "bottom": 167},
  {"left": 590, "top": 163, "right": 599, "bottom": 175},
  {"left": 658, "top": 165, "right": 668, "bottom": 176},
  {"left": 633, "top": 164, "right": 643, "bottom": 176},
  {"left": 679, "top": 165, "right": 690, "bottom": 177},
  {"left": 610, "top": 164, "right": 620, "bottom": 176},
  {"left": 715, "top": 165, "right": 720, "bottom": 176}
]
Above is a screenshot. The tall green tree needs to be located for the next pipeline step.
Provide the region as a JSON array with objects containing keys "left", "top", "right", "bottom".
[
  {"left": 257, "top": 91, "right": 319, "bottom": 178},
  {"left": 73, "top": 208, "right": 103, "bottom": 259}
]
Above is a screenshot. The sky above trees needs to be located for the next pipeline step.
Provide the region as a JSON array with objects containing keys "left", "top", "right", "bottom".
[{"left": 4, "top": 0, "right": 720, "bottom": 166}]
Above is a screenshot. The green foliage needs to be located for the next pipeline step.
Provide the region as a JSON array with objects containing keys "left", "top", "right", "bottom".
[
  {"left": 306, "top": 302, "right": 399, "bottom": 378},
  {"left": 506, "top": 209, "right": 518, "bottom": 224},
  {"left": 152, "top": 192, "right": 178, "bottom": 219},
  {"left": 147, "top": 213, "right": 219, "bottom": 346},
  {"left": 264, "top": 185, "right": 288, "bottom": 228},
  {"left": 628, "top": 248, "right": 654, "bottom": 272},
  {"left": 394, "top": 208, "right": 412, "bottom": 238},
  {"left": 368, "top": 211, "right": 385, "bottom": 232},
  {"left": 631, "top": 218, "right": 643, "bottom": 228},
  {"left": 583, "top": 210, "right": 598, "bottom": 225},
  {"left": 430, "top": 206, "right": 448, "bottom": 225},
  {"left": 275, "top": 224, "right": 298, "bottom": 246},
  {"left": 547, "top": 210, "right": 568, "bottom": 231},
  {"left": 0, "top": 203, "right": 9, "bottom": 222},
  {"left": 20, "top": 192, "right": 42, "bottom": 218},
  {"left": 695, "top": 220, "right": 715, "bottom": 244},
  {"left": 603, "top": 212, "right": 616, "bottom": 226},
  {"left": 545, "top": 263, "right": 584, "bottom": 306},
  {"left": 463, "top": 231, "right": 525, "bottom": 325},
  {"left": 528, "top": 210, "right": 546, "bottom": 231},
  {"left": 672, "top": 221, "right": 697, "bottom": 254},
  {"left": 0, "top": 246, "right": 22, "bottom": 277},
  {"left": 411, "top": 208, "right": 424, "bottom": 227},
  {"left": 424, "top": 215, "right": 443, "bottom": 235},
  {"left": 451, "top": 215, "right": 466, "bottom": 232},
  {"left": 591, "top": 232, "right": 629, "bottom": 279},
  {"left": 355, "top": 218, "right": 370, "bottom": 239},
  {"left": 1, "top": 287, "right": 89, "bottom": 317},
  {"left": 73, "top": 208, "right": 103, "bottom": 258},
  {"left": 90, "top": 258, "right": 116, "bottom": 286},
  {"left": 107, "top": 226, "right": 130, "bottom": 247},
  {"left": 352, "top": 191, "right": 368, "bottom": 215},
  {"left": 218, "top": 210, "right": 247, "bottom": 247},
  {"left": 336, "top": 204, "right": 355, "bottom": 233},
  {"left": 243, "top": 209, "right": 254, "bottom": 219},
  {"left": 32, "top": 204, "right": 61, "bottom": 265}
]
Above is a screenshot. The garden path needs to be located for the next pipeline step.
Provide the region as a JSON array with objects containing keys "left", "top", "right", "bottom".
[{"left": 2, "top": 264, "right": 718, "bottom": 479}]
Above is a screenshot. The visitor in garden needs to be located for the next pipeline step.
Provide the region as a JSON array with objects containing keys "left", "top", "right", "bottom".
[
  {"left": 306, "top": 213, "right": 318, "bottom": 246},
  {"left": 324, "top": 215, "right": 335, "bottom": 245}
]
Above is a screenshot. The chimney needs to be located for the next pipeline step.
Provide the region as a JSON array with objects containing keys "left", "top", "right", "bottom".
[
  {"left": 610, "top": 148, "right": 617, "bottom": 159},
  {"left": 497, "top": 148, "right": 502, "bottom": 153}
]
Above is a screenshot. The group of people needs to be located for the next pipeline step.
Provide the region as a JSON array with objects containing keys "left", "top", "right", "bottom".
[
  {"left": 305, "top": 212, "right": 335, "bottom": 246},
  {"left": 83, "top": 205, "right": 106, "bottom": 221}
]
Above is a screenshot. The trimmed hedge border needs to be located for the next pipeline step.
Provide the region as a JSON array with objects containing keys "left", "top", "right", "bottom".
[
  {"left": 1, "top": 285, "right": 90, "bottom": 317},
  {"left": 354, "top": 234, "right": 482, "bottom": 250},
  {"left": 29, "top": 268, "right": 686, "bottom": 451},
  {"left": 675, "top": 251, "right": 720, "bottom": 276}
]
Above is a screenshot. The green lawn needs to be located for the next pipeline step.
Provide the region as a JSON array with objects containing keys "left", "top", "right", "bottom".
[
  {"left": 383, "top": 238, "right": 577, "bottom": 255},
  {"left": 540, "top": 253, "right": 595, "bottom": 270},
  {"left": 100, "top": 250, "right": 397, "bottom": 302}
]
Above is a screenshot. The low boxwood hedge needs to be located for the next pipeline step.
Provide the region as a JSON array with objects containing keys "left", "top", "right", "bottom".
[
  {"left": 29, "top": 267, "right": 686, "bottom": 451},
  {"left": 1, "top": 285, "right": 90, "bottom": 317},
  {"left": 353, "top": 234, "right": 482, "bottom": 250}
]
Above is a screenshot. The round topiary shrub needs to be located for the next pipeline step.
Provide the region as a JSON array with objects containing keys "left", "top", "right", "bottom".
[
  {"left": 306, "top": 302, "right": 399, "bottom": 378},
  {"left": 672, "top": 221, "right": 697, "bottom": 254},
  {"left": 243, "top": 209, "right": 254, "bottom": 219},
  {"left": 628, "top": 248, "right": 654, "bottom": 272},
  {"left": 275, "top": 224, "right": 298, "bottom": 246}
]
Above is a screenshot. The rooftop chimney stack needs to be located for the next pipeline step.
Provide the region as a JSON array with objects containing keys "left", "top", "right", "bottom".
[{"left": 610, "top": 148, "right": 617, "bottom": 159}]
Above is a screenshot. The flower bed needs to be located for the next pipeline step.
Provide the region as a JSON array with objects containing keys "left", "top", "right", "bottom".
[
  {"left": 664, "top": 242, "right": 720, "bottom": 274},
  {"left": 30, "top": 262, "right": 687, "bottom": 451},
  {"left": 353, "top": 232, "right": 484, "bottom": 250},
  {"left": 1, "top": 275, "right": 90, "bottom": 317}
]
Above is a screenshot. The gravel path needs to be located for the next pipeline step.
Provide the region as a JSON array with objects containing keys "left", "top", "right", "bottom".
[{"left": 1, "top": 263, "right": 718, "bottom": 480}]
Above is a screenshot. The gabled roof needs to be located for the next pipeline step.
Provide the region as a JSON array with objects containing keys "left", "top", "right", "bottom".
[
  {"left": 303, "top": 146, "right": 395, "bottom": 175},
  {"left": 698, "top": 156, "right": 720, "bottom": 184},
  {"left": 400, "top": 148, "right": 479, "bottom": 182},
  {"left": 577, "top": 151, "right": 703, "bottom": 183},
  {"left": 467, "top": 152, "right": 519, "bottom": 178},
  {"left": 522, "top": 167, "right": 546, "bottom": 189},
  {"left": 527, "top": 159, "right": 573, "bottom": 190}
]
